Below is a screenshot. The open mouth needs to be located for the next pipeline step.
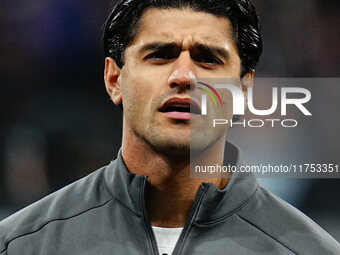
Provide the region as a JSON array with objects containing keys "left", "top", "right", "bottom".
[{"left": 159, "top": 97, "right": 201, "bottom": 120}]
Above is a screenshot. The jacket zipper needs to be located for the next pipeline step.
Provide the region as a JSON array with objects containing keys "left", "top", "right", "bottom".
[
  {"left": 141, "top": 176, "right": 159, "bottom": 255},
  {"left": 171, "top": 183, "right": 210, "bottom": 255},
  {"left": 141, "top": 177, "right": 210, "bottom": 255}
]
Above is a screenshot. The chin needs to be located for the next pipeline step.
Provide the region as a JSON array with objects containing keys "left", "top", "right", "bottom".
[
  {"left": 147, "top": 134, "right": 191, "bottom": 156},
  {"left": 149, "top": 135, "right": 217, "bottom": 157},
  {"left": 159, "top": 144, "right": 191, "bottom": 156}
]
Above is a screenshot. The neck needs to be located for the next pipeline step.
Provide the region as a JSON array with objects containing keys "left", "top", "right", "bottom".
[{"left": 121, "top": 129, "right": 229, "bottom": 228}]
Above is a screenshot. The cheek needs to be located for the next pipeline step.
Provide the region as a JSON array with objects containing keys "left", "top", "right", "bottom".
[
  {"left": 219, "top": 89, "right": 236, "bottom": 119},
  {"left": 120, "top": 73, "right": 156, "bottom": 117},
  {"left": 120, "top": 63, "right": 169, "bottom": 108}
]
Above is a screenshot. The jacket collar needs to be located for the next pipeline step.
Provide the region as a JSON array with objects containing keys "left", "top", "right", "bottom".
[
  {"left": 104, "top": 142, "right": 259, "bottom": 223},
  {"left": 195, "top": 142, "right": 259, "bottom": 223}
]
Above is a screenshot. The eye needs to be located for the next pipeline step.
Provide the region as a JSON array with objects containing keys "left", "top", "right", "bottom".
[
  {"left": 144, "top": 51, "right": 176, "bottom": 61},
  {"left": 193, "top": 54, "right": 224, "bottom": 66}
]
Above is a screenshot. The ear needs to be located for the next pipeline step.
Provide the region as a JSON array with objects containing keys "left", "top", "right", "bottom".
[
  {"left": 241, "top": 70, "right": 255, "bottom": 107},
  {"left": 104, "top": 57, "right": 122, "bottom": 105}
]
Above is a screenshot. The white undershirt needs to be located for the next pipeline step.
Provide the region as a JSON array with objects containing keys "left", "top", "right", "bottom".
[{"left": 152, "top": 226, "right": 183, "bottom": 255}]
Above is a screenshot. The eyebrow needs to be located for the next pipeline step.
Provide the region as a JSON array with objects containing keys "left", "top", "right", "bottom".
[
  {"left": 193, "top": 44, "right": 229, "bottom": 59},
  {"left": 140, "top": 42, "right": 180, "bottom": 53},
  {"left": 139, "top": 42, "right": 229, "bottom": 58}
]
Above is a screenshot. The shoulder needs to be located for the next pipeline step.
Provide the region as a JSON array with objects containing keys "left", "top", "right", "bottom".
[
  {"left": 237, "top": 186, "right": 340, "bottom": 254},
  {"left": 0, "top": 165, "right": 113, "bottom": 253}
]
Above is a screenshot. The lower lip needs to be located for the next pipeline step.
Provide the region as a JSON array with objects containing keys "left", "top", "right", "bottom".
[{"left": 161, "top": 112, "right": 197, "bottom": 120}]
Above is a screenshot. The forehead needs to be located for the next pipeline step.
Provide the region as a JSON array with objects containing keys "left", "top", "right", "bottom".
[{"left": 130, "top": 8, "right": 236, "bottom": 49}]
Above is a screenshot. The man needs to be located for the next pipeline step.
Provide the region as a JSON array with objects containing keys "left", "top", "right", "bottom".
[{"left": 1, "top": 0, "right": 339, "bottom": 254}]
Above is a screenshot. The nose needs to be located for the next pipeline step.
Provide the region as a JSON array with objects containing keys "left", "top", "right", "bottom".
[{"left": 168, "top": 51, "right": 197, "bottom": 91}]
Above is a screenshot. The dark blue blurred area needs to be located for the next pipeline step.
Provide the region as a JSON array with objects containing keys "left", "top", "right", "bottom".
[
  {"left": 1, "top": 0, "right": 339, "bottom": 241},
  {"left": 0, "top": 0, "right": 122, "bottom": 214}
]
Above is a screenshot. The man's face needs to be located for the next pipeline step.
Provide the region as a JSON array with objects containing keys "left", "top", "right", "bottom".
[{"left": 111, "top": 8, "right": 242, "bottom": 154}]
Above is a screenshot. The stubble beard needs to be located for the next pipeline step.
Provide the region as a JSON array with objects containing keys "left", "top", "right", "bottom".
[{"left": 135, "top": 121, "right": 226, "bottom": 159}]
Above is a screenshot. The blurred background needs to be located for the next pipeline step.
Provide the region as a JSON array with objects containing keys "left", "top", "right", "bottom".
[{"left": 1, "top": 0, "right": 339, "bottom": 241}]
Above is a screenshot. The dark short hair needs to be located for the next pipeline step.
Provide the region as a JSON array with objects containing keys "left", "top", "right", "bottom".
[{"left": 103, "top": 0, "right": 262, "bottom": 77}]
